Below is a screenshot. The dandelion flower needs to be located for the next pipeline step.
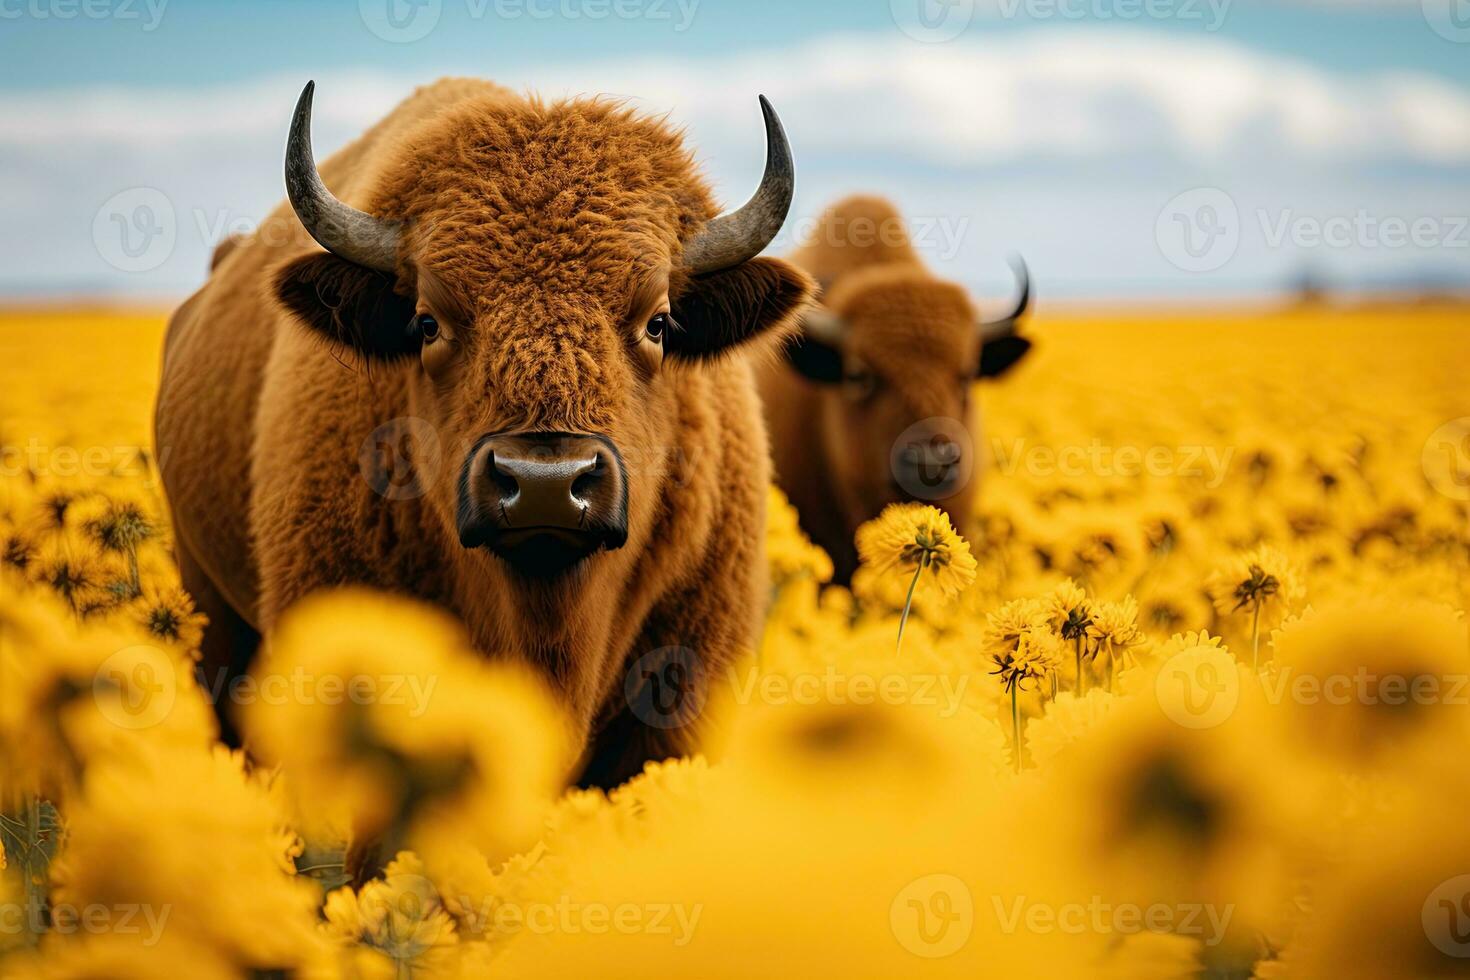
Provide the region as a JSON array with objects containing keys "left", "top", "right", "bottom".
[
  {"left": 856, "top": 504, "right": 976, "bottom": 654},
  {"left": 1045, "top": 578, "right": 1096, "bottom": 693},
  {"left": 1207, "top": 545, "right": 1304, "bottom": 671},
  {"left": 857, "top": 503, "right": 977, "bottom": 598},
  {"left": 78, "top": 494, "right": 156, "bottom": 598},
  {"left": 989, "top": 624, "right": 1060, "bottom": 772},
  {"left": 1086, "top": 596, "right": 1149, "bottom": 690},
  {"left": 323, "top": 851, "right": 458, "bottom": 973},
  {"left": 132, "top": 583, "right": 207, "bottom": 653}
]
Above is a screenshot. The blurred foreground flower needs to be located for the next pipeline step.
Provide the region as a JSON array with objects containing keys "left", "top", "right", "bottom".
[{"left": 243, "top": 589, "right": 574, "bottom": 883}]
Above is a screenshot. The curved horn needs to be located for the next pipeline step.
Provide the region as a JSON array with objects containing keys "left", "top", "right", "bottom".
[
  {"left": 978, "top": 254, "right": 1031, "bottom": 344},
  {"left": 800, "top": 305, "right": 846, "bottom": 348},
  {"left": 681, "top": 96, "right": 795, "bottom": 275},
  {"left": 285, "top": 81, "right": 401, "bottom": 273}
]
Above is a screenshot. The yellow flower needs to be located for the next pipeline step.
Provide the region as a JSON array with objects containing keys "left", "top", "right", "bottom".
[
  {"left": 1046, "top": 578, "right": 1095, "bottom": 641},
  {"left": 243, "top": 589, "right": 573, "bottom": 871},
  {"left": 29, "top": 542, "right": 113, "bottom": 618},
  {"left": 855, "top": 503, "right": 977, "bottom": 599},
  {"left": 1087, "top": 596, "right": 1149, "bottom": 680},
  {"left": 1207, "top": 545, "right": 1303, "bottom": 617},
  {"left": 323, "top": 851, "right": 458, "bottom": 972},
  {"left": 1269, "top": 599, "right": 1470, "bottom": 769},
  {"left": 0, "top": 583, "right": 214, "bottom": 801},
  {"left": 982, "top": 597, "right": 1048, "bottom": 657},
  {"left": 765, "top": 486, "right": 833, "bottom": 588},
  {"left": 990, "top": 627, "right": 1059, "bottom": 694},
  {"left": 0, "top": 523, "right": 37, "bottom": 577},
  {"left": 75, "top": 492, "right": 158, "bottom": 599},
  {"left": 50, "top": 743, "right": 324, "bottom": 973},
  {"left": 131, "top": 583, "right": 207, "bottom": 653},
  {"left": 1025, "top": 688, "right": 1119, "bottom": 767}
]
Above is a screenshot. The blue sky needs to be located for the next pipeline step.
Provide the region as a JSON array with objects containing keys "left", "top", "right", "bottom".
[
  {"left": 2, "top": 0, "right": 1468, "bottom": 300},
  {"left": 3, "top": 0, "right": 1468, "bottom": 88}
]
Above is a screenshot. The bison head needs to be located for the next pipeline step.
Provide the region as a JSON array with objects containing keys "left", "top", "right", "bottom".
[
  {"left": 274, "top": 82, "right": 813, "bottom": 578},
  {"left": 783, "top": 258, "right": 1031, "bottom": 533}
]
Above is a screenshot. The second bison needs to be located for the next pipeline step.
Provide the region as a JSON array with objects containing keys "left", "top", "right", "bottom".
[{"left": 758, "top": 195, "right": 1032, "bottom": 584}]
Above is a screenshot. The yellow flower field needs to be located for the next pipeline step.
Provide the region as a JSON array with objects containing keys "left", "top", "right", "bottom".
[{"left": 2, "top": 303, "right": 1468, "bottom": 978}]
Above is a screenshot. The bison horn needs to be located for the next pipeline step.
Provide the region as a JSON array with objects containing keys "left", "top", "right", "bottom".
[
  {"left": 681, "top": 96, "right": 795, "bottom": 275},
  {"left": 800, "top": 305, "right": 847, "bottom": 348},
  {"left": 978, "top": 254, "right": 1031, "bottom": 344},
  {"left": 285, "top": 81, "right": 402, "bottom": 274}
]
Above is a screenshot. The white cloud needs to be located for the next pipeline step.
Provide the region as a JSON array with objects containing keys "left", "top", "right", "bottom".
[{"left": 2, "top": 28, "right": 1467, "bottom": 296}]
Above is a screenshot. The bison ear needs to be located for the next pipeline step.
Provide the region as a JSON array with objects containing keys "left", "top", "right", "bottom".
[
  {"left": 274, "top": 253, "right": 419, "bottom": 361},
  {"left": 784, "top": 328, "right": 844, "bottom": 384},
  {"left": 977, "top": 335, "right": 1033, "bottom": 379},
  {"left": 667, "top": 257, "right": 815, "bottom": 362}
]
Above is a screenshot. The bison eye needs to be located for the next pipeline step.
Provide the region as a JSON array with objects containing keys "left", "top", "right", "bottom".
[
  {"left": 844, "top": 369, "right": 878, "bottom": 402},
  {"left": 646, "top": 312, "right": 672, "bottom": 344},
  {"left": 415, "top": 313, "right": 440, "bottom": 343}
]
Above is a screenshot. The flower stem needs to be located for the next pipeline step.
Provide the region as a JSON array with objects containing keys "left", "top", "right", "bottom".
[
  {"left": 895, "top": 560, "right": 924, "bottom": 656},
  {"left": 126, "top": 545, "right": 141, "bottom": 599},
  {"left": 1011, "top": 685, "right": 1021, "bottom": 774},
  {"left": 1250, "top": 602, "right": 1263, "bottom": 673},
  {"left": 22, "top": 797, "right": 45, "bottom": 946},
  {"left": 1075, "top": 636, "right": 1085, "bottom": 694}
]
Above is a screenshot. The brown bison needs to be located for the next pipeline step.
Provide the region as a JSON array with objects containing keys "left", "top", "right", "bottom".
[
  {"left": 154, "top": 78, "right": 815, "bottom": 787},
  {"left": 757, "top": 195, "right": 1032, "bottom": 584}
]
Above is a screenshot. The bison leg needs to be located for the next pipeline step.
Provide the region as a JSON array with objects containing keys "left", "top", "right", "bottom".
[
  {"left": 176, "top": 535, "right": 260, "bottom": 746},
  {"left": 576, "top": 637, "right": 706, "bottom": 790},
  {"left": 577, "top": 577, "right": 753, "bottom": 791}
]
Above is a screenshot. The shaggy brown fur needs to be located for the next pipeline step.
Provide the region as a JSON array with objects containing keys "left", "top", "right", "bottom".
[
  {"left": 757, "top": 195, "right": 1030, "bottom": 583},
  {"left": 155, "top": 78, "right": 814, "bottom": 786}
]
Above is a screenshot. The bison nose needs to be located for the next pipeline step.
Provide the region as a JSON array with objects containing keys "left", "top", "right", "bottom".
[
  {"left": 894, "top": 438, "right": 966, "bottom": 498},
  {"left": 458, "top": 432, "right": 628, "bottom": 575}
]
